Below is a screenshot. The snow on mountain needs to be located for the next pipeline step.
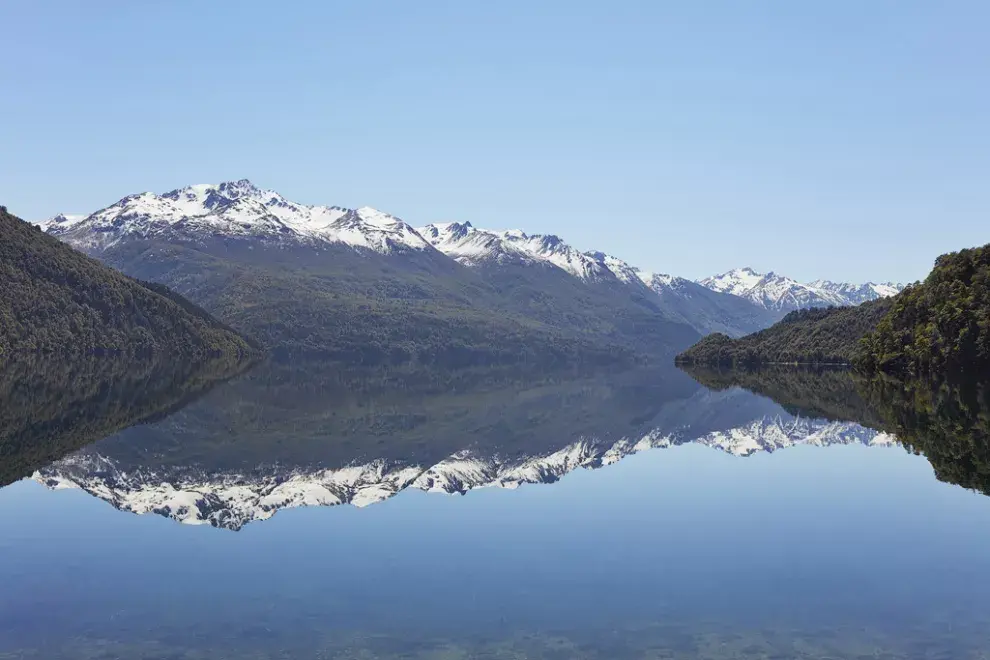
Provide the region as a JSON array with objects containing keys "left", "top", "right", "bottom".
[
  {"left": 33, "top": 415, "right": 895, "bottom": 530},
  {"left": 699, "top": 267, "right": 900, "bottom": 313},
  {"left": 584, "top": 251, "right": 648, "bottom": 286},
  {"left": 42, "top": 180, "right": 902, "bottom": 329},
  {"left": 417, "top": 221, "right": 620, "bottom": 281},
  {"left": 633, "top": 270, "right": 778, "bottom": 337},
  {"left": 700, "top": 267, "right": 767, "bottom": 297},
  {"left": 809, "top": 280, "right": 906, "bottom": 306},
  {"left": 697, "top": 416, "right": 896, "bottom": 457},
  {"left": 45, "top": 179, "right": 432, "bottom": 255},
  {"left": 637, "top": 270, "right": 705, "bottom": 297},
  {"left": 38, "top": 213, "right": 88, "bottom": 231},
  {"left": 416, "top": 221, "right": 774, "bottom": 335}
]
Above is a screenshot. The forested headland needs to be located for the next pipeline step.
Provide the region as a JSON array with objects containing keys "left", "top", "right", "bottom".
[
  {"left": 677, "top": 243, "right": 990, "bottom": 380},
  {"left": 0, "top": 206, "right": 257, "bottom": 357}
]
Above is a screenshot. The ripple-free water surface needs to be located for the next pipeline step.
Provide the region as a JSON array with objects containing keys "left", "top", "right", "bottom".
[{"left": 1, "top": 362, "right": 988, "bottom": 659}]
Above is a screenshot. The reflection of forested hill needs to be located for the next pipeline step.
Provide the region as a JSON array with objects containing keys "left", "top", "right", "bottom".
[
  {"left": 69, "top": 362, "right": 704, "bottom": 473},
  {"left": 860, "top": 377, "right": 990, "bottom": 496},
  {"left": 0, "top": 355, "right": 253, "bottom": 487},
  {"left": 680, "top": 365, "right": 990, "bottom": 497},
  {"left": 681, "top": 366, "right": 888, "bottom": 430},
  {"left": 31, "top": 362, "right": 897, "bottom": 529}
]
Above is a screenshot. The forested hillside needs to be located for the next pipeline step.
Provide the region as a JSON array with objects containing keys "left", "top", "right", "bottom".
[
  {"left": 857, "top": 245, "right": 990, "bottom": 378},
  {"left": 675, "top": 299, "right": 892, "bottom": 367},
  {"left": 98, "top": 238, "right": 699, "bottom": 366},
  {"left": 0, "top": 206, "right": 256, "bottom": 356},
  {"left": 677, "top": 242, "right": 990, "bottom": 379}
]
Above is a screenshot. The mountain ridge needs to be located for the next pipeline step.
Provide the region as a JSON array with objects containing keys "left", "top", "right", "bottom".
[
  {"left": 44, "top": 180, "right": 901, "bottom": 309},
  {"left": 699, "top": 267, "right": 904, "bottom": 314},
  {"left": 41, "top": 180, "right": 904, "bottom": 351}
]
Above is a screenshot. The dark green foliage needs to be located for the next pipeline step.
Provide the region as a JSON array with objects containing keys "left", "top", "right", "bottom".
[
  {"left": 0, "top": 353, "right": 253, "bottom": 487},
  {"left": 857, "top": 244, "right": 990, "bottom": 378},
  {"left": 680, "top": 365, "right": 888, "bottom": 429},
  {"left": 0, "top": 208, "right": 256, "bottom": 357},
  {"left": 680, "top": 242, "right": 990, "bottom": 379},
  {"left": 86, "top": 360, "right": 701, "bottom": 474},
  {"left": 680, "top": 363, "right": 990, "bottom": 497},
  {"left": 861, "top": 376, "right": 990, "bottom": 496},
  {"left": 99, "top": 238, "right": 699, "bottom": 367},
  {"left": 676, "top": 299, "right": 892, "bottom": 367}
]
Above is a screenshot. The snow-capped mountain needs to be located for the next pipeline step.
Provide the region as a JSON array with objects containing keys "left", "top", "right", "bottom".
[
  {"left": 415, "top": 222, "right": 777, "bottom": 335},
  {"left": 38, "top": 213, "right": 88, "bottom": 232},
  {"left": 45, "top": 179, "right": 432, "bottom": 255},
  {"left": 418, "top": 221, "right": 620, "bottom": 281},
  {"left": 635, "top": 270, "right": 778, "bottom": 336},
  {"left": 33, "top": 414, "right": 895, "bottom": 530},
  {"left": 699, "top": 267, "right": 902, "bottom": 314},
  {"left": 39, "top": 180, "right": 904, "bottom": 343},
  {"left": 810, "top": 280, "right": 906, "bottom": 306}
]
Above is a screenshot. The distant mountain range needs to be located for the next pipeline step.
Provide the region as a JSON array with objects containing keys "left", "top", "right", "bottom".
[
  {"left": 699, "top": 267, "right": 903, "bottom": 314},
  {"left": 38, "top": 180, "right": 903, "bottom": 360}
]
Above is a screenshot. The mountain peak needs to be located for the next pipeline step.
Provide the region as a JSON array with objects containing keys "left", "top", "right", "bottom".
[
  {"left": 216, "top": 178, "right": 261, "bottom": 197},
  {"left": 44, "top": 182, "right": 432, "bottom": 255},
  {"left": 699, "top": 267, "right": 904, "bottom": 313},
  {"left": 40, "top": 212, "right": 88, "bottom": 230}
]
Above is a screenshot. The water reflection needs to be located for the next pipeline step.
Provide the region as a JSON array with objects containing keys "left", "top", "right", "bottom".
[
  {"left": 0, "top": 354, "right": 251, "bottom": 488},
  {"left": 685, "top": 365, "right": 990, "bottom": 496},
  {"left": 17, "top": 360, "right": 900, "bottom": 529},
  {"left": 3, "top": 360, "right": 990, "bottom": 658}
]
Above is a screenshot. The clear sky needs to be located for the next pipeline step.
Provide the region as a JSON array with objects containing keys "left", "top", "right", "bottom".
[{"left": 2, "top": 1, "right": 988, "bottom": 283}]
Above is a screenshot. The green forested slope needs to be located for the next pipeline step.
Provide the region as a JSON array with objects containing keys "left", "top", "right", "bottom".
[
  {"left": 100, "top": 238, "right": 699, "bottom": 366},
  {"left": 859, "top": 376, "right": 990, "bottom": 496},
  {"left": 0, "top": 206, "right": 255, "bottom": 356},
  {"left": 681, "top": 365, "right": 888, "bottom": 429},
  {"left": 858, "top": 245, "right": 990, "bottom": 378},
  {"left": 678, "top": 243, "right": 990, "bottom": 378},
  {"left": 676, "top": 299, "right": 892, "bottom": 367}
]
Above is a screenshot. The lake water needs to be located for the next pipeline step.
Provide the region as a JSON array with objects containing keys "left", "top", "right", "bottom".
[{"left": 1, "top": 359, "right": 989, "bottom": 659}]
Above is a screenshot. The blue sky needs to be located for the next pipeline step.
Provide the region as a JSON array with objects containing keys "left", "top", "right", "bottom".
[{"left": 2, "top": 1, "right": 987, "bottom": 283}]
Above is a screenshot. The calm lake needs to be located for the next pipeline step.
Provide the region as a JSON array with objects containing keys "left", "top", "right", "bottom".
[{"left": 1, "top": 358, "right": 988, "bottom": 659}]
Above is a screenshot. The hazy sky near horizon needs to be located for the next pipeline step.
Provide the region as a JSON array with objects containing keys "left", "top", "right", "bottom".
[{"left": 2, "top": 1, "right": 988, "bottom": 283}]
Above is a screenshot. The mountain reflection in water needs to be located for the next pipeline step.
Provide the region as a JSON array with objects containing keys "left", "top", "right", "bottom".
[
  {"left": 9, "top": 358, "right": 958, "bottom": 530},
  {"left": 3, "top": 359, "right": 990, "bottom": 659}
]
